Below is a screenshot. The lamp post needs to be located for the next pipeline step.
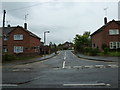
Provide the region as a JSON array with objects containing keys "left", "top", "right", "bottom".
[{"left": 44, "top": 31, "right": 50, "bottom": 45}]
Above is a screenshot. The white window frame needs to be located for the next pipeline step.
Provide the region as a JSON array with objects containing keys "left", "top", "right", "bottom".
[
  {"left": 14, "top": 46, "right": 23, "bottom": 53},
  {"left": 109, "top": 29, "right": 119, "bottom": 35},
  {"left": 14, "top": 34, "right": 23, "bottom": 40},
  {"left": 3, "top": 48, "right": 8, "bottom": 52},
  {"left": 4, "top": 36, "right": 8, "bottom": 41},
  {"left": 109, "top": 42, "right": 120, "bottom": 49}
]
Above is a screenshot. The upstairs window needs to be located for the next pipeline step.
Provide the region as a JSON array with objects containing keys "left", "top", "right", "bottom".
[
  {"left": 4, "top": 36, "right": 8, "bottom": 41},
  {"left": 14, "top": 35, "right": 23, "bottom": 40},
  {"left": 109, "top": 29, "right": 119, "bottom": 35}
]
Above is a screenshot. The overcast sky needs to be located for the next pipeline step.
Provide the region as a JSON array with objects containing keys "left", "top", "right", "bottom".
[{"left": 1, "top": 0, "right": 119, "bottom": 45}]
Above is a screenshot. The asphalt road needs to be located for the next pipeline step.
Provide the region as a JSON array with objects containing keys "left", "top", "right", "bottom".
[{"left": 2, "top": 50, "right": 119, "bottom": 88}]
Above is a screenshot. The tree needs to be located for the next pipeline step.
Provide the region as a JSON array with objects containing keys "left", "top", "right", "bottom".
[
  {"left": 73, "top": 31, "right": 91, "bottom": 53},
  {"left": 49, "top": 42, "right": 53, "bottom": 47}
]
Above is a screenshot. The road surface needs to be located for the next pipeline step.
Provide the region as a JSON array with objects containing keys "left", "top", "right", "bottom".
[{"left": 2, "top": 50, "right": 119, "bottom": 88}]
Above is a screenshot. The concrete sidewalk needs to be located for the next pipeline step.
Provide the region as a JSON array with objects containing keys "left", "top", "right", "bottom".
[
  {"left": 76, "top": 53, "right": 119, "bottom": 62},
  {"left": 2, "top": 52, "right": 59, "bottom": 67}
]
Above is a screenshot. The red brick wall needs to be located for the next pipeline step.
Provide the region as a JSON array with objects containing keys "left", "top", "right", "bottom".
[
  {"left": 4, "top": 27, "right": 41, "bottom": 55},
  {"left": 29, "top": 35, "right": 41, "bottom": 54},
  {"left": 91, "top": 22, "right": 120, "bottom": 51}
]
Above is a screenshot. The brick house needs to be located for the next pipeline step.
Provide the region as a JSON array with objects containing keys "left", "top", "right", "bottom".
[
  {"left": 39, "top": 42, "right": 51, "bottom": 54},
  {"left": 91, "top": 19, "right": 120, "bottom": 51},
  {"left": 2, "top": 24, "right": 41, "bottom": 55},
  {"left": 63, "top": 42, "right": 74, "bottom": 50}
]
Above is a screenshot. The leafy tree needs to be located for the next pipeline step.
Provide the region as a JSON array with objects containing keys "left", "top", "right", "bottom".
[
  {"left": 49, "top": 42, "right": 53, "bottom": 46},
  {"left": 73, "top": 31, "right": 91, "bottom": 53}
]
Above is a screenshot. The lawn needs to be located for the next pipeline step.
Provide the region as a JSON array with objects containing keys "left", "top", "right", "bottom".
[{"left": 98, "top": 51, "right": 120, "bottom": 57}]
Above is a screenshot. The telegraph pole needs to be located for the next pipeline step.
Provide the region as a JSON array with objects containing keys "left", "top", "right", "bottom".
[{"left": 3, "top": 10, "right": 6, "bottom": 28}]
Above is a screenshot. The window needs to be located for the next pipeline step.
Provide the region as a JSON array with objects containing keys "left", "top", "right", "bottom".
[
  {"left": 92, "top": 44, "right": 95, "bottom": 48},
  {"left": 3, "top": 48, "right": 8, "bottom": 52},
  {"left": 14, "top": 35, "right": 23, "bottom": 40},
  {"left": 109, "top": 29, "right": 119, "bottom": 35},
  {"left": 109, "top": 42, "right": 120, "bottom": 49},
  {"left": 14, "top": 46, "right": 23, "bottom": 53},
  {"left": 4, "top": 36, "right": 8, "bottom": 41}
]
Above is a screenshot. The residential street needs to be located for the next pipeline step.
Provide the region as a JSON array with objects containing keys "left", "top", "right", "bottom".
[{"left": 2, "top": 50, "right": 119, "bottom": 88}]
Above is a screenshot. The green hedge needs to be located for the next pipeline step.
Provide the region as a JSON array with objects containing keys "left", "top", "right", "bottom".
[
  {"left": 84, "top": 47, "right": 99, "bottom": 56},
  {"left": 2, "top": 54, "right": 18, "bottom": 61}
]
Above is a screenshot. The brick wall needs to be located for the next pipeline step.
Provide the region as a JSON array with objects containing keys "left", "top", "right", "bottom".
[
  {"left": 91, "top": 21, "right": 120, "bottom": 51},
  {"left": 3, "top": 27, "right": 41, "bottom": 55}
]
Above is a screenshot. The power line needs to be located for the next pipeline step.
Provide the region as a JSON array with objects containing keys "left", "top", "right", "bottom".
[{"left": 6, "top": 3, "right": 42, "bottom": 12}]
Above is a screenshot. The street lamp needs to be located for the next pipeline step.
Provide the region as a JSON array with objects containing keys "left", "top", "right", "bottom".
[{"left": 44, "top": 31, "right": 50, "bottom": 45}]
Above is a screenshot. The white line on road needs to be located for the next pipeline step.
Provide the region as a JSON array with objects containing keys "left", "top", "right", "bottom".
[
  {"left": 62, "top": 61, "right": 66, "bottom": 69},
  {"left": 108, "top": 64, "right": 118, "bottom": 68},
  {"left": 63, "top": 52, "right": 67, "bottom": 60},
  {"left": 0, "top": 84, "right": 18, "bottom": 87},
  {"left": 12, "top": 69, "right": 20, "bottom": 71},
  {"left": 63, "top": 83, "right": 111, "bottom": 86},
  {"left": 12, "top": 68, "right": 31, "bottom": 72},
  {"left": 64, "top": 56, "right": 66, "bottom": 60},
  {"left": 84, "top": 65, "right": 94, "bottom": 68},
  {"left": 95, "top": 65, "right": 105, "bottom": 68}
]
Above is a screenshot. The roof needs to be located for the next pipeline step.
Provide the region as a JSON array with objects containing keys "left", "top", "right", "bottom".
[
  {"left": 2, "top": 27, "right": 16, "bottom": 35},
  {"left": 91, "top": 20, "right": 120, "bottom": 36},
  {"left": 2, "top": 26, "right": 41, "bottom": 39}
]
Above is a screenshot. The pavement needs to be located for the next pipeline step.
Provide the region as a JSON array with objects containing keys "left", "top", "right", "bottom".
[
  {"left": 2, "top": 50, "right": 119, "bottom": 67},
  {"left": 75, "top": 53, "right": 119, "bottom": 62}
]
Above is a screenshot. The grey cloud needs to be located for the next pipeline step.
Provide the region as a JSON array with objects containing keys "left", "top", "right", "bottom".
[{"left": 1, "top": 2, "right": 118, "bottom": 45}]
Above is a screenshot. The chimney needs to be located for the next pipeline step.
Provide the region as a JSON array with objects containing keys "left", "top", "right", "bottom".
[
  {"left": 24, "top": 23, "right": 27, "bottom": 29},
  {"left": 104, "top": 17, "right": 107, "bottom": 24},
  {"left": 7, "top": 24, "right": 10, "bottom": 27}
]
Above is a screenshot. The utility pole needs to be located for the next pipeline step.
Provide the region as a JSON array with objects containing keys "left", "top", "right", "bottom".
[{"left": 3, "top": 10, "right": 6, "bottom": 28}]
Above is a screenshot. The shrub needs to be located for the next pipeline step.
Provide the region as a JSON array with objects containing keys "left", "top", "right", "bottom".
[
  {"left": 84, "top": 47, "right": 99, "bottom": 56},
  {"left": 101, "top": 44, "right": 109, "bottom": 54},
  {"left": 2, "top": 54, "right": 18, "bottom": 61},
  {"left": 84, "top": 47, "right": 91, "bottom": 55},
  {"left": 103, "top": 48, "right": 109, "bottom": 54},
  {"left": 89, "top": 48, "right": 99, "bottom": 56}
]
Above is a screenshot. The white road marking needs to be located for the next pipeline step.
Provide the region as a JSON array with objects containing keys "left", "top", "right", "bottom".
[
  {"left": 95, "top": 65, "right": 105, "bottom": 68},
  {"left": 0, "top": 84, "right": 18, "bottom": 87},
  {"left": 62, "top": 61, "right": 66, "bottom": 69},
  {"left": 63, "top": 64, "right": 118, "bottom": 69},
  {"left": 64, "top": 56, "right": 66, "bottom": 60},
  {"left": 12, "top": 69, "right": 20, "bottom": 71},
  {"left": 74, "top": 66, "right": 82, "bottom": 68},
  {"left": 63, "top": 52, "right": 67, "bottom": 60},
  {"left": 108, "top": 64, "right": 118, "bottom": 68},
  {"left": 84, "top": 65, "right": 94, "bottom": 68},
  {"left": 12, "top": 68, "right": 30, "bottom": 72},
  {"left": 63, "top": 83, "right": 111, "bottom": 86}
]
